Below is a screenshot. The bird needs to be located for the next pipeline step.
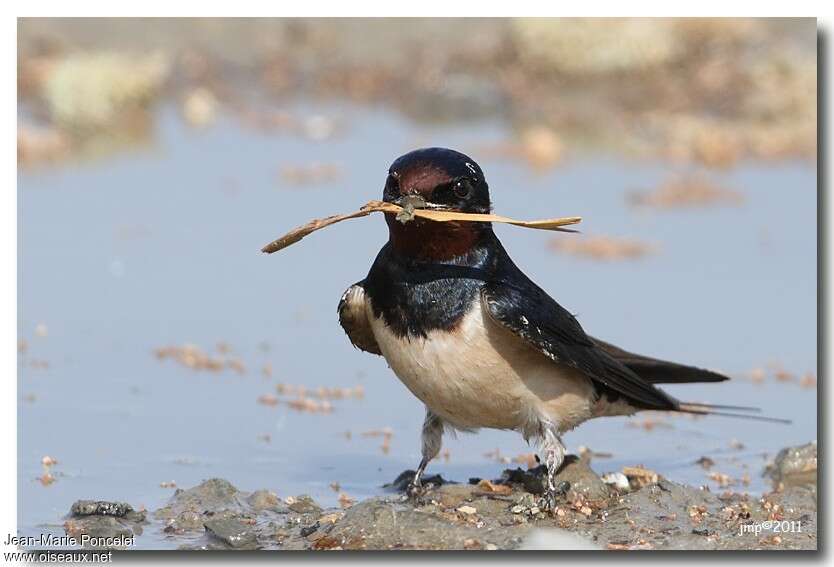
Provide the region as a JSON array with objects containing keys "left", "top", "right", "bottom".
[{"left": 337, "top": 147, "right": 784, "bottom": 509}]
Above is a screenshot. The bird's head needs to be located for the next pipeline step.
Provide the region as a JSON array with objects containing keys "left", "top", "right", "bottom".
[
  {"left": 382, "top": 148, "right": 493, "bottom": 261},
  {"left": 383, "top": 147, "right": 491, "bottom": 214}
]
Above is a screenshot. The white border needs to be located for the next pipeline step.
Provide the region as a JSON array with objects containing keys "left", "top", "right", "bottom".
[{"left": 3, "top": 6, "right": 829, "bottom": 566}]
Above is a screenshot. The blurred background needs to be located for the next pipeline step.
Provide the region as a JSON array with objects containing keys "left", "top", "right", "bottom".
[{"left": 18, "top": 18, "right": 816, "bottom": 549}]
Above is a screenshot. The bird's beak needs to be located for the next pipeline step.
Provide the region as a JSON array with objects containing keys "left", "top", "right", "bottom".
[
  {"left": 392, "top": 194, "right": 451, "bottom": 211},
  {"left": 391, "top": 194, "right": 453, "bottom": 224}
]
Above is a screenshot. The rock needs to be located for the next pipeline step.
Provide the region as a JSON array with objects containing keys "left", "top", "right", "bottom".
[
  {"left": 204, "top": 518, "right": 258, "bottom": 549},
  {"left": 764, "top": 442, "right": 817, "bottom": 487},
  {"left": 247, "top": 490, "right": 285, "bottom": 512},
  {"left": 64, "top": 499, "right": 146, "bottom": 547},
  {"left": 554, "top": 457, "right": 610, "bottom": 501},
  {"left": 164, "top": 510, "right": 204, "bottom": 532},
  {"left": 154, "top": 478, "right": 281, "bottom": 544},
  {"left": 70, "top": 500, "right": 134, "bottom": 518},
  {"left": 601, "top": 472, "right": 630, "bottom": 492},
  {"left": 155, "top": 478, "right": 243, "bottom": 524},
  {"left": 286, "top": 495, "right": 322, "bottom": 516},
  {"left": 64, "top": 516, "right": 133, "bottom": 540}
]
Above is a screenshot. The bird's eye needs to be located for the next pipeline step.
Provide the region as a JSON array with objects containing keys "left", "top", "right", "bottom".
[{"left": 453, "top": 180, "right": 471, "bottom": 198}]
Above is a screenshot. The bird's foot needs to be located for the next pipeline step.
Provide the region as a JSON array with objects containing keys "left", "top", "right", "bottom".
[
  {"left": 406, "top": 480, "right": 424, "bottom": 498},
  {"left": 403, "top": 480, "right": 432, "bottom": 505},
  {"left": 401, "top": 455, "right": 433, "bottom": 504},
  {"left": 537, "top": 480, "right": 570, "bottom": 513}
]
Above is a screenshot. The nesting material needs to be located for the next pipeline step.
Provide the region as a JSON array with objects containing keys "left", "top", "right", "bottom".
[{"left": 261, "top": 200, "right": 581, "bottom": 254}]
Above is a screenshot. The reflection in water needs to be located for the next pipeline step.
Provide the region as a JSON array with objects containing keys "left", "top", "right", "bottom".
[{"left": 18, "top": 103, "right": 816, "bottom": 549}]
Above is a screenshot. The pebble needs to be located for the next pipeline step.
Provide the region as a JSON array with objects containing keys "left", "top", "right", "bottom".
[{"left": 601, "top": 472, "right": 630, "bottom": 492}]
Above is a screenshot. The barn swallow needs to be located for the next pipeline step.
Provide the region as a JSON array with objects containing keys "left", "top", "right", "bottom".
[{"left": 338, "top": 147, "right": 782, "bottom": 509}]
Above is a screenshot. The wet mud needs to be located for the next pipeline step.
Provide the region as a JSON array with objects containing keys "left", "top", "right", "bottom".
[{"left": 61, "top": 443, "right": 817, "bottom": 551}]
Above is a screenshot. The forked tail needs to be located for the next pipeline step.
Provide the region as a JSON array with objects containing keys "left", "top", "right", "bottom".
[{"left": 676, "top": 402, "right": 792, "bottom": 424}]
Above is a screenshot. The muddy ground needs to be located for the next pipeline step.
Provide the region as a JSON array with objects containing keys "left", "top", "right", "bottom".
[{"left": 61, "top": 442, "right": 817, "bottom": 551}]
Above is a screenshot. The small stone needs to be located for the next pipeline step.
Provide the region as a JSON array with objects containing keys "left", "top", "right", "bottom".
[
  {"left": 247, "top": 490, "right": 281, "bottom": 511},
  {"left": 287, "top": 495, "right": 322, "bottom": 515},
  {"left": 601, "top": 472, "right": 630, "bottom": 492},
  {"left": 71, "top": 500, "right": 133, "bottom": 518},
  {"left": 457, "top": 505, "right": 477, "bottom": 516}
]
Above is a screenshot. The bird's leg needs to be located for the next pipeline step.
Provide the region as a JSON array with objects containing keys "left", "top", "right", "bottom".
[
  {"left": 537, "top": 422, "right": 568, "bottom": 512},
  {"left": 406, "top": 410, "right": 443, "bottom": 499},
  {"left": 409, "top": 456, "right": 430, "bottom": 497}
]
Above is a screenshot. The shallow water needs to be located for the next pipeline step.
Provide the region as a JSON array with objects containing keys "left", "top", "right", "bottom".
[{"left": 18, "top": 103, "right": 816, "bottom": 549}]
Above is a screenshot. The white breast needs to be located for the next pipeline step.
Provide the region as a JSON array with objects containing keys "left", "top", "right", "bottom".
[{"left": 367, "top": 298, "right": 596, "bottom": 433}]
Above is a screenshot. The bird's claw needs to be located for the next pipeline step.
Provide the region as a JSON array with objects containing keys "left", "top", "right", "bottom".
[
  {"left": 403, "top": 480, "right": 432, "bottom": 505},
  {"left": 406, "top": 480, "right": 424, "bottom": 497},
  {"left": 537, "top": 480, "right": 571, "bottom": 513}
]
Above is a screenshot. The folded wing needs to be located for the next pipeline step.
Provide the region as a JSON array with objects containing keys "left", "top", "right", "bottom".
[{"left": 338, "top": 281, "right": 381, "bottom": 355}]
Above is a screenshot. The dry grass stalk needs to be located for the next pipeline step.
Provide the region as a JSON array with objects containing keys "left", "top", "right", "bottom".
[{"left": 261, "top": 200, "right": 581, "bottom": 254}]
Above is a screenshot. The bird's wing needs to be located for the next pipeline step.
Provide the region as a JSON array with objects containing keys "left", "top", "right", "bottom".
[
  {"left": 590, "top": 336, "right": 729, "bottom": 384},
  {"left": 481, "top": 279, "right": 679, "bottom": 411},
  {"left": 338, "top": 281, "right": 381, "bottom": 355}
]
